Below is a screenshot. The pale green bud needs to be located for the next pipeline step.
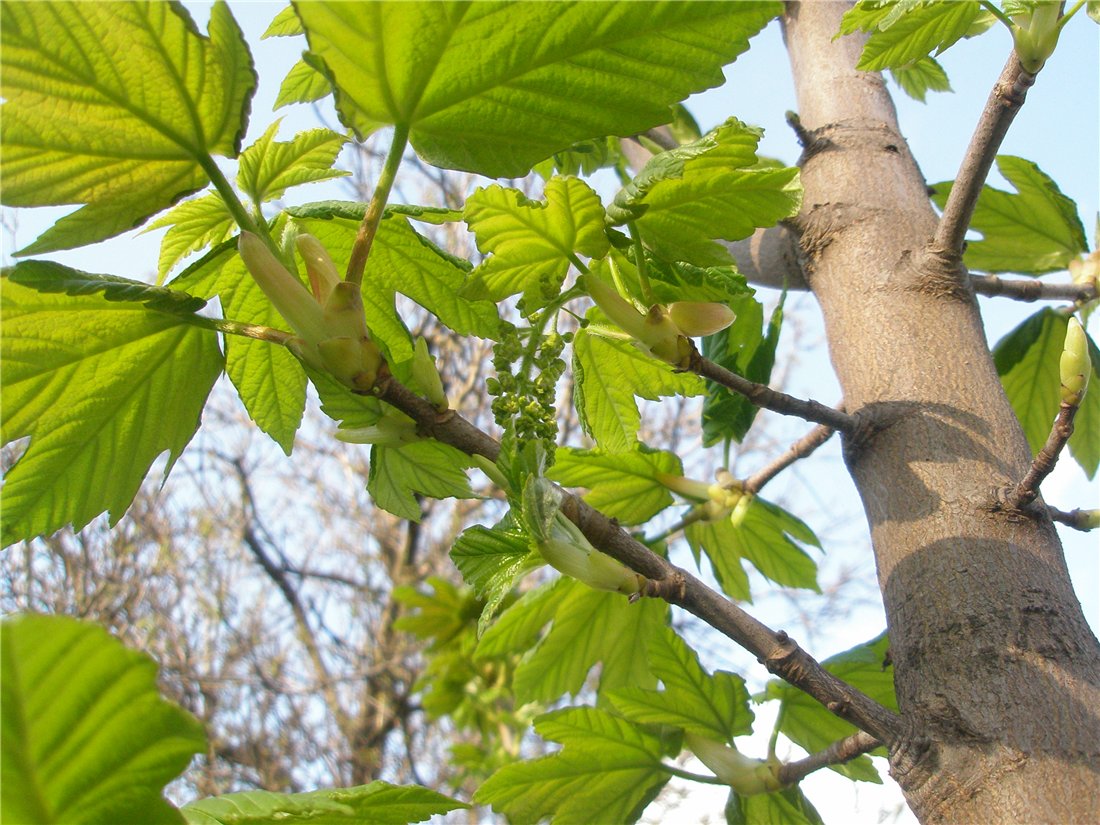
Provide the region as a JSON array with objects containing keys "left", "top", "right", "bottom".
[
  {"left": 537, "top": 538, "right": 643, "bottom": 595},
  {"left": 668, "top": 301, "right": 736, "bottom": 337},
  {"left": 729, "top": 492, "right": 753, "bottom": 529},
  {"left": 684, "top": 732, "right": 782, "bottom": 795},
  {"left": 413, "top": 337, "right": 449, "bottom": 410},
  {"left": 1011, "top": 2, "right": 1062, "bottom": 72},
  {"left": 239, "top": 232, "right": 328, "bottom": 345},
  {"left": 583, "top": 274, "right": 691, "bottom": 367},
  {"left": 1060, "top": 317, "right": 1091, "bottom": 405},
  {"left": 295, "top": 232, "right": 341, "bottom": 305},
  {"left": 335, "top": 414, "right": 419, "bottom": 446},
  {"left": 655, "top": 472, "right": 713, "bottom": 502},
  {"left": 1078, "top": 509, "right": 1100, "bottom": 530}
]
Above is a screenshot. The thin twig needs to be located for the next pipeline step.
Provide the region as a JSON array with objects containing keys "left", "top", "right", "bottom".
[
  {"left": 1047, "top": 504, "right": 1099, "bottom": 532},
  {"left": 372, "top": 375, "right": 904, "bottom": 747},
  {"left": 777, "top": 731, "right": 882, "bottom": 786},
  {"left": 692, "top": 352, "right": 857, "bottom": 434},
  {"left": 744, "top": 423, "right": 836, "bottom": 495},
  {"left": 1005, "top": 402, "right": 1079, "bottom": 509},
  {"left": 931, "top": 55, "right": 1036, "bottom": 259},
  {"left": 970, "top": 274, "right": 1097, "bottom": 304}
]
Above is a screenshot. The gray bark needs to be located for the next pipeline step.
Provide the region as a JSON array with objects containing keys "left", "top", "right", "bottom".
[{"left": 782, "top": 2, "right": 1100, "bottom": 822}]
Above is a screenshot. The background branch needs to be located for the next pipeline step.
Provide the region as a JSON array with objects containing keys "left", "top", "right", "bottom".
[
  {"left": 776, "top": 730, "right": 881, "bottom": 786},
  {"left": 970, "top": 274, "right": 1097, "bottom": 303}
]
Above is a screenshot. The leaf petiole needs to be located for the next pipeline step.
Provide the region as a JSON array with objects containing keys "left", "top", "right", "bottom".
[{"left": 346, "top": 123, "right": 411, "bottom": 287}]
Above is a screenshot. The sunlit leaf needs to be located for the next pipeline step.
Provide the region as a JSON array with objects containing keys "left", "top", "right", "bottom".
[
  {"left": 2, "top": 614, "right": 205, "bottom": 825},
  {"left": 889, "top": 55, "right": 952, "bottom": 102},
  {"left": 931, "top": 157, "right": 1087, "bottom": 274},
  {"left": 840, "top": 1, "right": 982, "bottom": 71},
  {"left": 607, "top": 625, "right": 753, "bottom": 742},
  {"left": 368, "top": 440, "right": 477, "bottom": 522},
  {"left": 462, "top": 178, "right": 609, "bottom": 309},
  {"left": 145, "top": 194, "right": 237, "bottom": 283},
  {"left": 608, "top": 119, "right": 801, "bottom": 267},
  {"left": 548, "top": 447, "right": 683, "bottom": 525},
  {"left": 451, "top": 517, "right": 539, "bottom": 635},
  {"left": 0, "top": 2, "right": 255, "bottom": 254},
  {"left": 274, "top": 58, "right": 333, "bottom": 109},
  {"left": 1, "top": 277, "right": 222, "bottom": 547},
  {"left": 6, "top": 260, "right": 207, "bottom": 315},
  {"left": 295, "top": 1, "right": 780, "bottom": 177},
  {"left": 475, "top": 706, "right": 671, "bottom": 825},
  {"left": 573, "top": 326, "right": 705, "bottom": 453},
  {"left": 182, "top": 781, "right": 467, "bottom": 825},
  {"left": 236, "top": 120, "right": 348, "bottom": 204}
]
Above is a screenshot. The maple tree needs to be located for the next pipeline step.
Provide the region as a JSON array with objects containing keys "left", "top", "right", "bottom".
[{"left": 2, "top": 2, "right": 1098, "bottom": 824}]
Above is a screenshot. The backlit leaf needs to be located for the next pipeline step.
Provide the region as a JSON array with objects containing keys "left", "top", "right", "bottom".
[
  {"left": 548, "top": 447, "right": 683, "bottom": 525},
  {"left": 1, "top": 277, "right": 222, "bottom": 547},
  {"left": 462, "top": 178, "right": 609, "bottom": 309},
  {"left": 295, "top": 1, "right": 780, "bottom": 177},
  {"left": 841, "top": 1, "right": 982, "bottom": 71},
  {"left": 368, "top": 440, "right": 476, "bottom": 522},
  {"left": 1, "top": 614, "right": 205, "bottom": 825},
  {"left": 145, "top": 194, "right": 237, "bottom": 283},
  {"left": 236, "top": 121, "right": 348, "bottom": 204},
  {"left": 931, "top": 157, "right": 1087, "bottom": 274},
  {"left": 889, "top": 55, "right": 952, "bottom": 102},
  {"left": 0, "top": 2, "right": 255, "bottom": 254},
  {"left": 451, "top": 517, "right": 539, "bottom": 635},
  {"left": 608, "top": 119, "right": 801, "bottom": 267},
  {"left": 274, "top": 58, "right": 332, "bottom": 109},
  {"left": 475, "top": 706, "right": 670, "bottom": 825}
]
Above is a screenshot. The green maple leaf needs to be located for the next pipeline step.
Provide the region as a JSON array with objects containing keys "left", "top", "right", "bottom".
[
  {"left": 608, "top": 119, "right": 801, "bottom": 267},
  {"left": 548, "top": 447, "right": 683, "bottom": 526},
  {"left": 0, "top": 1, "right": 255, "bottom": 254},
  {"left": 840, "top": 1, "right": 983, "bottom": 71},
  {"left": 931, "top": 157, "right": 1087, "bottom": 275},
  {"left": 450, "top": 516, "right": 540, "bottom": 635},
  {"left": 1, "top": 276, "right": 223, "bottom": 548},
  {"left": 686, "top": 497, "right": 821, "bottom": 600},
  {"left": 475, "top": 706, "right": 671, "bottom": 825},
  {"left": 761, "top": 634, "right": 895, "bottom": 783},
  {"left": 889, "top": 56, "right": 952, "bottom": 103},
  {"left": 294, "top": 1, "right": 780, "bottom": 177},
  {"left": 236, "top": 120, "right": 348, "bottom": 204},
  {"left": 572, "top": 326, "right": 705, "bottom": 453},
  {"left": 368, "top": 440, "right": 477, "bottom": 523},
  {"left": 181, "top": 782, "right": 467, "bottom": 825},
  {"left": 2, "top": 615, "right": 205, "bottom": 825},
  {"left": 511, "top": 579, "right": 666, "bottom": 704},
  {"left": 144, "top": 194, "right": 237, "bottom": 283},
  {"left": 462, "top": 177, "right": 609, "bottom": 309},
  {"left": 607, "top": 624, "right": 754, "bottom": 742}
]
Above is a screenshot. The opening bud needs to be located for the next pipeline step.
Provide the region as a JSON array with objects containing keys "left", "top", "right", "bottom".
[
  {"left": 335, "top": 414, "right": 419, "bottom": 447},
  {"left": 668, "top": 301, "right": 736, "bottom": 337},
  {"left": 412, "top": 337, "right": 449, "bottom": 411},
  {"left": 239, "top": 232, "right": 328, "bottom": 345},
  {"left": 1011, "top": 2, "right": 1062, "bottom": 72},
  {"left": 295, "top": 233, "right": 341, "bottom": 306},
  {"left": 683, "top": 732, "right": 782, "bottom": 795}
]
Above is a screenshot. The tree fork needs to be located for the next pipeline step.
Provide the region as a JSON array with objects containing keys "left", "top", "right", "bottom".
[{"left": 783, "top": 2, "right": 1100, "bottom": 822}]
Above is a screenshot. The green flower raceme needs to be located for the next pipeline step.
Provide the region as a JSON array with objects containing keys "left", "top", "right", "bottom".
[{"left": 238, "top": 232, "right": 384, "bottom": 392}]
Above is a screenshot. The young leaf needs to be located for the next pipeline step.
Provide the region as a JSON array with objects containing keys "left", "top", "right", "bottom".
[
  {"left": 573, "top": 326, "right": 706, "bottom": 453},
  {"left": 475, "top": 706, "right": 671, "bottom": 825},
  {"left": 930, "top": 157, "right": 1087, "bottom": 274},
  {"left": 1, "top": 614, "right": 205, "bottom": 825},
  {"left": 274, "top": 57, "right": 333, "bottom": 109},
  {"left": 172, "top": 241, "right": 307, "bottom": 454},
  {"left": 393, "top": 577, "right": 476, "bottom": 648},
  {"left": 476, "top": 579, "right": 569, "bottom": 659},
  {"left": 994, "top": 308, "right": 1099, "bottom": 478},
  {"left": 5, "top": 260, "right": 208, "bottom": 315},
  {"left": 295, "top": 2, "right": 780, "bottom": 177},
  {"left": 0, "top": 2, "right": 255, "bottom": 254},
  {"left": 889, "top": 55, "right": 953, "bottom": 102},
  {"left": 841, "top": 1, "right": 982, "bottom": 71},
  {"left": 236, "top": 121, "right": 348, "bottom": 204},
  {"left": 451, "top": 518, "right": 539, "bottom": 635},
  {"left": 607, "top": 119, "right": 801, "bottom": 267},
  {"left": 728, "top": 786, "right": 826, "bottom": 825},
  {"left": 548, "top": 447, "right": 684, "bottom": 526},
  {"left": 760, "top": 633, "right": 895, "bottom": 783},
  {"left": 181, "top": 782, "right": 468, "bottom": 825},
  {"left": 1, "top": 278, "right": 223, "bottom": 548},
  {"left": 144, "top": 194, "right": 237, "bottom": 283},
  {"left": 262, "top": 4, "right": 303, "bottom": 38},
  {"left": 607, "top": 625, "right": 754, "bottom": 742},
  {"left": 512, "top": 579, "right": 666, "bottom": 704},
  {"left": 686, "top": 496, "right": 821, "bottom": 598},
  {"left": 368, "top": 440, "right": 477, "bottom": 523},
  {"left": 462, "top": 178, "right": 609, "bottom": 308},
  {"left": 702, "top": 293, "right": 783, "bottom": 446}
]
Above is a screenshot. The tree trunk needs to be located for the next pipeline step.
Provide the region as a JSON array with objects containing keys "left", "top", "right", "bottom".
[{"left": 780, "top": 2, "right": 1100, "bottom": 822}]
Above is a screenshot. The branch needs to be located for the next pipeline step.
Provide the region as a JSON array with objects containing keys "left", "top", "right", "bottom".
[
  {"left": 744, "top": 422, "right": 836, "bottom": 495},
  {"left": 931, "top": 55, "right": 1036, "bottom": 259},
  {"left": 1004, "top": 401, "right": 1079, "bottom": 510},
  {"left": 970, "top": 274, "right": 1097, "bottom": 304},
  {"left": 1047, "top": 505, "right": 1100, "bottom": 532},
  {"left": 372, "top": 375, "right": 904, "bottom": 747},
  {"left": 691, "top": 351, "right": 858, "bottom": 434},
  {"left": 776, "top": 730, "right": 881, "bottom": 786}
]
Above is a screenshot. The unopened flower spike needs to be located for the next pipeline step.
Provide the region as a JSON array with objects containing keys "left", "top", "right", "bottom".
[
  {"left": 582, "top": 273, "right": 691, "bottom": 367},
  {"left": 1060, "top": 316, "right": 1091, "bottom": 406}
]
